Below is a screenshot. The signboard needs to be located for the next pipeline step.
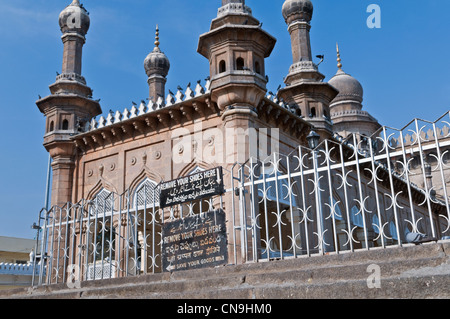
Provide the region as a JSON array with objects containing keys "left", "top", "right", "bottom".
[
  {"left": 162, "top": 209, "right": 228, "bottom": 272},
  {"left": 159, "top": 167, "right": 224, "bottom": 208}
]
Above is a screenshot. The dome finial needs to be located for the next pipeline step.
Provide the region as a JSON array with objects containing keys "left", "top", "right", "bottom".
[
  {"left": 71, "top": 0, "right": 80, "bottom": 6},
  {"left": 154, "top": 25, "right": 160, "bottom": 49},
  {"left": 336, "top": 42, "right": 343, "bottom": 71},
  {"left": 144, "top": 24, "right": 170, "bottom": 79}
]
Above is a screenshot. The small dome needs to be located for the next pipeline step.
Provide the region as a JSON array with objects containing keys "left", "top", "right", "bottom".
[
  {"left": 144, "top": 26, "right": 170, "bottom": 78},
  {"left": 282, "top": 0, "right": 313, "bottom": 23},
  {"left": 328, "top": 70, "right": 363, "bottom": 104},
  {"left": 144, "top": 48, "right": 170, "bottom": 78},
  {"left": 59, "top": 0, "right": 90, "bottom": 35}
]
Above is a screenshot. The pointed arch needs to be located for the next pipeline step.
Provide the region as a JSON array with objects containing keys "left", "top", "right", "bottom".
[
  {"left": 93, "top": 188, "right": 113, "bottom": 213},
  {"left": 134, "top": 178, "right": 159, "bottom": 209},
  {"left": 177, "top": 161, "right": 215, "bottom": 178},
  {"left": 86, "top": 178, "right": 118, "bottom": 202},
  {"left": 189, "top": 166, "right": 205, "bottom": 175},
  {"left": 128, "top": 167, "right": 164, "bottom": 210},
  {"left": 129, "top": 167, "right": 163, "bottom": 194}
]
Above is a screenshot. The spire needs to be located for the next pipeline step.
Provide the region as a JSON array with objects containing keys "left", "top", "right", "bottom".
[
  {"left": 328, "top": 44, "right": 379, "bottom": 138},
  {"left": 336, "top": 43, "right": 343, "bottom": 71},
  {"left": 144, "top": 24, "right": 170, "bottom": 102},
  {"left": 154, "top": 25, "right": 160, "bottom": 50}
]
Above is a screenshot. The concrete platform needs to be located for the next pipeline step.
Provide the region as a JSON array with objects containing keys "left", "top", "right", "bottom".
[{"left": 1, "top": 241, "right": 449, "bottom": 299}]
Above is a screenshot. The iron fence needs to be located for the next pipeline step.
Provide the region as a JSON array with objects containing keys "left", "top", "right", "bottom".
[{"left": 32, "top": 112, "right": 450, "bottom": 286}]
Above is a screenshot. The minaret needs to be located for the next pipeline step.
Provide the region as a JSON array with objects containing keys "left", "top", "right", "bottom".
[
  {"left": 278, "top": 0, "right": 338, "bottom": 139},
  {"left": 36, "top": 0, "right": 102, "bottom": 207},
  {"left": 282, "top": 0, "right": 322, "bottom": 83},
  {"left": 198, "top": 0, "right": 276, "bottom": 112},
  {"left": 198, "top": 0, "right": 276, "bottom": 263},
  {"left": 144, "top": 25, "right": 170, "bottom": 103}
]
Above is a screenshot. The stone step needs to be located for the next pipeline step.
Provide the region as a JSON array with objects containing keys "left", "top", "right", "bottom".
[
  {"left": 17, "top": 269, "right": 450, "bottom": 299},
  {"left": 169, "top": 242, "right": 448, "bottom": 282},
  {"left": 1, "top": 241, "right": 449, "bottom": 299}
]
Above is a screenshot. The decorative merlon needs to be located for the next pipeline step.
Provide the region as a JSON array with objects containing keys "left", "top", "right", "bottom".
[{"left": 86, "top": 78, "right": 212, "bottom": 132}]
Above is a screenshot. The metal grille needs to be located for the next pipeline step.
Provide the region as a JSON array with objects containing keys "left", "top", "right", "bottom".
[
  {"left": 135, "top": 179, "right": 159, "bottom": 208},
  {"left": 87, "top": 261, "right": 117, "bottom": 281},
  {"left": 93, "top": 189, "right": 113, "bottom": 213}
]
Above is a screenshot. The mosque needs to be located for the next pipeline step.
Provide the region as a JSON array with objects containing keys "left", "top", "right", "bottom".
[
  {"left": 36, "top": 0, "right": 380, "bottom": 208},
  {"left": 33, "top": 0, "right": 449, "bottom": 283}
]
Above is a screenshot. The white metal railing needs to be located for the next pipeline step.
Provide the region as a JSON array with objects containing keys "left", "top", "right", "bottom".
[{"left": 32, "top": 112, "right": 450, "bottom": 286}]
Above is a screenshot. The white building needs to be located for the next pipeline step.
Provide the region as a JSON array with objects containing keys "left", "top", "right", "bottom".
[{"left": 0, "top": 236, "right": 37, "bottom": 290}]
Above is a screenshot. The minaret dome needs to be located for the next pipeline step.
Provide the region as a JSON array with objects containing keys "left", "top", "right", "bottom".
[
  {"left": 328, "top": 44, "right": 364, "bottom": 105},
  {"left": 282, "top": 0, "right": 313, "bottom": 23},
  {"left": 144, "top": 26, "right": 170, "bottom": 79},
  {"left": 144, "top": 25, "right": 170, "bottom": 102},
  {"left": 59, "top": 0, "right": 90, "bottom": 35}
]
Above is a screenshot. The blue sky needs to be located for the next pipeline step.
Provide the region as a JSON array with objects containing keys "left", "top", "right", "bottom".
[{"left": 0, "top": 0, "right": 449, "bottom": 239}]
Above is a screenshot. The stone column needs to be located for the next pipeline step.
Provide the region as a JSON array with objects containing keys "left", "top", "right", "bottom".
[
  {"left": 221, "top": 108, "right": 261, "bottom": 264},
  {"left": 61, "top": 33, "right": 85, "bottom": 75},
  {"left": 50, "top": 156, "right": 75, "bottom": 208},
  {"left": 288, "top": 20, "right": 312, "bottom": 64},
  {"left": 148, "top": 74, "right": 167, "bottom": 103}
]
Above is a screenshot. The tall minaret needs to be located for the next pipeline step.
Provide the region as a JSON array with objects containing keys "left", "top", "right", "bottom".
[
  {"left": 282, "top": 0, "right": 322, "bottom": 83},
  {"left": 198, "top": 0, "right": 276, "bottom": 263},
  {"left": 59, "top": 0, "right": 88, "bottom": 77},
  {"left": 36, "top": 0, "right": 102, "bottom": 207},
  {"left": 144, "top": 25, "right": 170, "bottom": 103},
  {"left": 278, "top": 0, "right": 338, "bottom": 139}
]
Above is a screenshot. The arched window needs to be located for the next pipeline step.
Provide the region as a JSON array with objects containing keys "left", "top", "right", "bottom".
[
  {"left": 134, "top": 178, "right": 159, "bottom": 209},
  {"left": 310, "top": 107, "right": 316, "bottom": 118},
  {"left": 236, "top": 57, "right": 245, "bottom": 70},
  {"left": 89, "top": 188, "right": 114, "bottom": 263},
  {"left": 49, "top": 121, "right": 54, "bottom": 132},
  {"left": 255, "top": 61, "right": 261, "bottom": 74},
  {"left": 62, "top": 119, "right": 69, "bottom": 130},
  {"left": 92, "top": 188, "right": 113, "bottom": 213},
  {"left": 219, "top": 60, "right": 226, "bottom": 73}
]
